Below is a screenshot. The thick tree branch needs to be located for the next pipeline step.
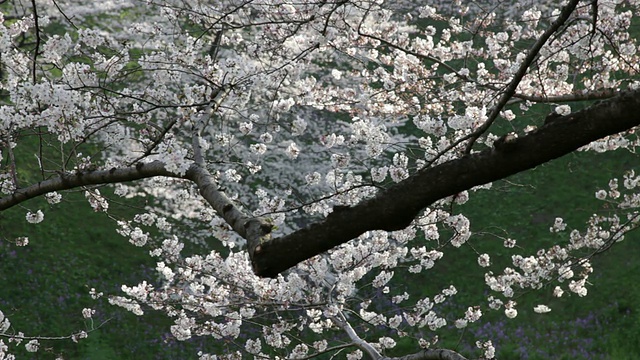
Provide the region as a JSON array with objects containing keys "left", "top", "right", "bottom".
[
  {"left": 4, "top": 91, "right": 640, "bottom": 280},
  {"left": 250, "top": 89, "right": 640, "bottom": 277}
]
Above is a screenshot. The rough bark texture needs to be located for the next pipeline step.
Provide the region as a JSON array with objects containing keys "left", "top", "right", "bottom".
[
  {"left": 249, "top": 89, "right": 640, "bottom": 277},
  {"left": 185, "top": 165, "right": 273, "bottom": 249}
]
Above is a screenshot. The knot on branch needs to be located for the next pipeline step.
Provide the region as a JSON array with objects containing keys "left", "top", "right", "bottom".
[
  {"left": 493, "top": 132, "right": 519, "bottom": 153},
  {"left": 222, "top": 203, "right": 233, "bottom": 214}
]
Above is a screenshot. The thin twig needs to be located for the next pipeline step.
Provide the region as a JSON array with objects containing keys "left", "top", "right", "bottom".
[
  {"left": 30, "top": 0, "right": 41, "bottom": 83},
  {"left": 52, "top": 0, "right": 78, "bottom": 29}
]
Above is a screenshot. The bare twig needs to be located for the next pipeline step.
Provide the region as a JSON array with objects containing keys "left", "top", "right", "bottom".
[
  {"left": 30, "top": 0, "right": 41, "bottom": 83},
  {"left": 52, "top": 0, "right": 78, "bottom": 29}
]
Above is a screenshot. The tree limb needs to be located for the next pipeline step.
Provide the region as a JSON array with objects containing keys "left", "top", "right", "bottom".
[
  {"left": 0, "top": 161, "right": 176, "bottom": 211},
  {"left": 184, "top": 164, "right": 272, "bottom": 246},
  {"left": 249, "top": 89, "right": 640, "bottom": 277}
]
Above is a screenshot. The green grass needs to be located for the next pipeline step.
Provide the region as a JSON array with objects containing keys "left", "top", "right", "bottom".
[
  {"left": 1, "top": 191, "right": 153, "bottom": 358},
  {"left": 404, "top": 148, "right": 640, "bottom": 358}
]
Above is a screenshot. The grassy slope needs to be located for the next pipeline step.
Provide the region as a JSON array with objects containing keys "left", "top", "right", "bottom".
[
  {"left": 2, "top": 192, "right": 146, "bottom": 358},
  {"left": 410, "top": 149, "right": 640, "bottom": 359}
]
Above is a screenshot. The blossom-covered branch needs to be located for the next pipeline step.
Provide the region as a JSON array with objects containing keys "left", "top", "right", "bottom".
[
  {"left": 0, "top": 161, "right": 177, "bottom": 211},
  {"left": 2, "top": 90, "right": 639, "bottom": 278},
  {"left": 250, "top": 89, "right": 640, "bottom": 276},
  {"left": 0, "top": 159, "right": 273, "bottom": 250}
]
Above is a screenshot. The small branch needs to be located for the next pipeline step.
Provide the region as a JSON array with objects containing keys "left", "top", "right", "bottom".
[
  {"left": 207, "top": 26, "right": 224, "bottom": 61},
  {"left": 329, "top": 310, "right": 382, "bottom": 360},
  {"left": 30, "top": 0, "right": 41, "bottom": 83},
  {"left": 0, "top": 318, "right": 111, "bottom": 341},
  {"left": 290, "top": 343, "right": 356, "bottom": 360},
  {"left": 355, "top": 19, "right": 609, "bottom": 107},
  {"left": 129, "top": 119, "right": 177, "bottom": 165},
  {"left": 128, "top": 87, "right": 221, "bottom": 165},
  {"left": 591, "top": 0, "right": 598, "bottom": 33},
  {"left": 52, "top": 0, "right": 78, "bottom": 29}
]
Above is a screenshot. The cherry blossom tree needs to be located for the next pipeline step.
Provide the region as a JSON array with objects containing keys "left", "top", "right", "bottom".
[{"left": 1, "top": 0, "right": 639, "bottom": 358}]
